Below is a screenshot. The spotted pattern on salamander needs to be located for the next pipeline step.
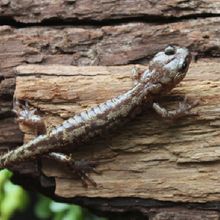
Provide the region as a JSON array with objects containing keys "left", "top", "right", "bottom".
[{"left": 0, "top": 45, "right": 192, "bottom": 168}]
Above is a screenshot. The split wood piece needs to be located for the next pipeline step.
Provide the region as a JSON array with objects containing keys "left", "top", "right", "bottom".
[
  {"left": 14, "top": 61, "right": 220, "bottom": 203},
  {"left": 1, "top": 17, "right": 220, "bottom": 191}
]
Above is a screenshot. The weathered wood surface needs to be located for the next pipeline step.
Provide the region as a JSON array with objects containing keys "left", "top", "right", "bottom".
[
  {"left": 0, "top": 0, "right": 220, "bottom": 218},
  {"left": 2, "top": 17, "right": 220, "bottom": 152},
  {"left": 14, "top": 60, "right": 220, "bottom": 204},
  {"left": 0, "top": 0, "right": 219, "bottom": 23}
]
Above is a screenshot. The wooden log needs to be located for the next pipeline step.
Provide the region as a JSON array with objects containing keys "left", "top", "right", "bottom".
[
  {"left": 0, "top": 2, "right": 220, "bottom": 217},
  {"left": 14, "top": 59, "right": 220, "bottom": 205},
  {"left": 0, "top": 0, "right": 219, "bottom": 23},
  {"left": 2, "top": 17, "right": 220, "bottom": 153}
]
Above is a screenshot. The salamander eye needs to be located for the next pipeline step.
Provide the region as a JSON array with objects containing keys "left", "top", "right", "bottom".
[
  {"left": 180, "top": 60, "right": 188, "bottom": 71},
  {"left": 165, "top": 45, "right": 176, "bottom": 55}
]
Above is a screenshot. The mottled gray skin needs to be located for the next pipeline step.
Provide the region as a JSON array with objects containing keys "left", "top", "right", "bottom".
[{"left": 0, "top": 45, "right": 191, "bottom": 168}]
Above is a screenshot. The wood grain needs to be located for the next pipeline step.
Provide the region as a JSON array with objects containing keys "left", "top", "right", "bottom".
[
  {"left": 14, "top": 60, "right": 220, "bottom": 203},
  {"left": 0, "top": 1, "right": 220, "bottom": 216}
]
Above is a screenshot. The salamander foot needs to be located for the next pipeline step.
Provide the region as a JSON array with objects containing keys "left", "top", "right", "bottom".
[
  {"left": 48, "top": 153, "right": 99, "bottom": 187},
  {"left": 153, "top": 97, "right": 199, "bottom": 120},
  {"left": 70, "top": 159, "right": 100, "bottom": 188}
]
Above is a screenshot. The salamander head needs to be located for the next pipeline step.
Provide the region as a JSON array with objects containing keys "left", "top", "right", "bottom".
[{"left": 147, "top": 45, "right": 191, "bottom": 89}]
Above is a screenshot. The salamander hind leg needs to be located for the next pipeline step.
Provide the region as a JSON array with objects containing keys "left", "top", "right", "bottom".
[{"left": 48, "top": 153, "right": 100, "bottom": 188}]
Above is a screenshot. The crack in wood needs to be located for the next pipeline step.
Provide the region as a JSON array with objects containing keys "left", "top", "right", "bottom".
[{"left": 0, "top": 13, "right": 220, "bottom": 28}]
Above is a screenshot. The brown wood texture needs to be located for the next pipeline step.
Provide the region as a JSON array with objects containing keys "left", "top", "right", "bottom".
[
  {"left": 14, "top": 60, "right": 220, "bottom": 204},
  {"left": 0, "top": 0, "right": 219, "bottom": 23},
  {"left": 1, "top": 0, "right": 220, "bottom": 217}
]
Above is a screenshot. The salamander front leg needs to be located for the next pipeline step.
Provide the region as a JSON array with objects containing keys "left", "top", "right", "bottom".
[
  {"left": 47, "top": 153, "right": 99, "bottom": 187},
  {"left": 131, "top": 66, "right": 143, "bottom": 85},
  {"left": 153, "top": 97, "right": 199, "bottom": 120}
]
